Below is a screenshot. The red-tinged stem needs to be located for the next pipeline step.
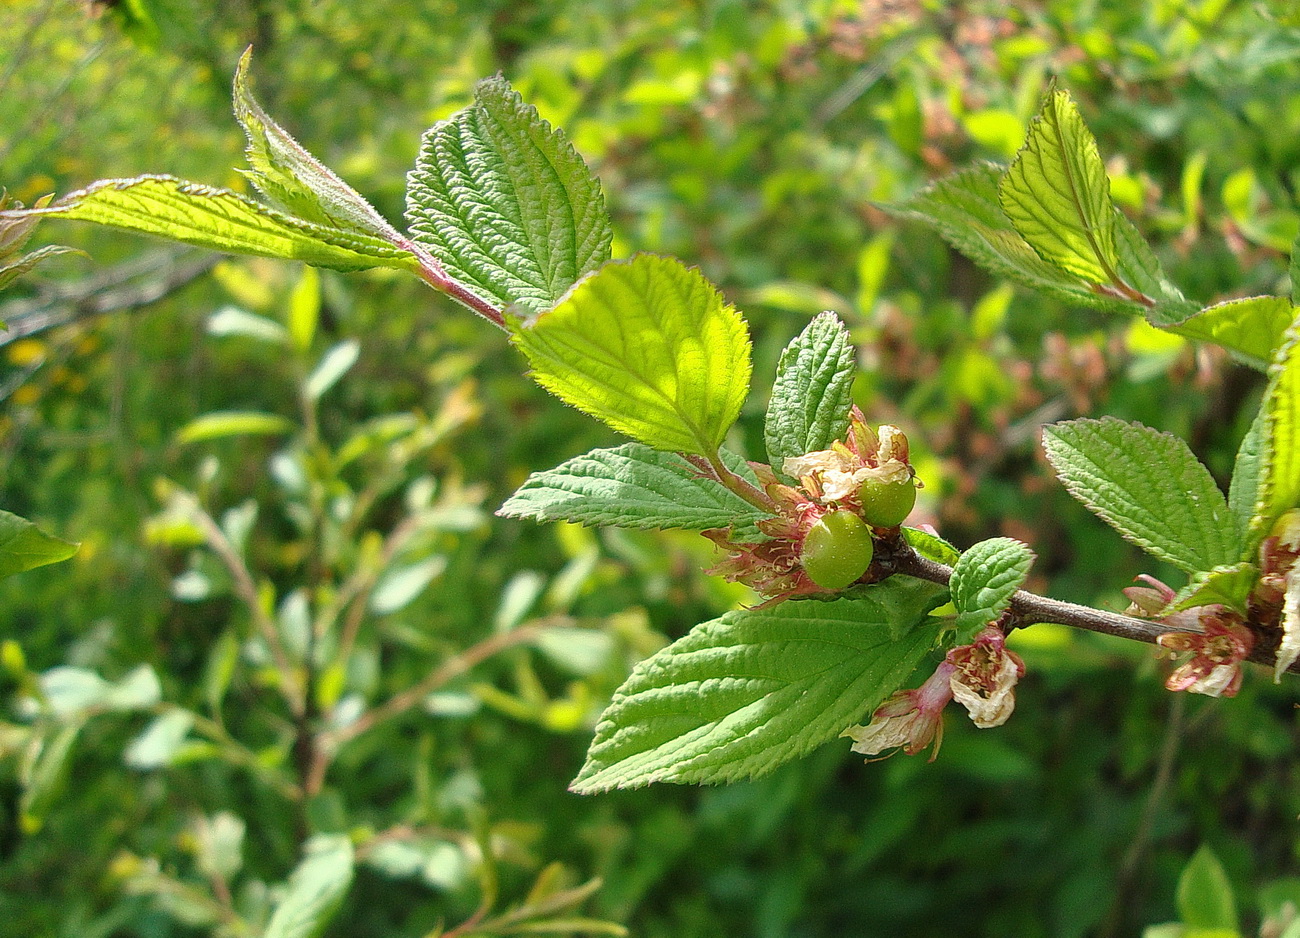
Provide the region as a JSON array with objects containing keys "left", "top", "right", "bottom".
[
  {"left": 888, "top": 545, "right": 1300, "bottom": 676},
  {"left": 395, "top": 236, "right": 509, "bottom": 330}
]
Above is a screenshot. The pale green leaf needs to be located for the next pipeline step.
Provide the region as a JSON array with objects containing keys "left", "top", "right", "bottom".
[
  {"left": 1169, "top": 296, "right": 1296, "bottom": 370},
  {"left": 498, "top": 443, "right": 770, "bottom": 531},
  {"left": 0, "top": 510, "right": 77, "bottom": 579},
  {"left": 263, "top": 834, "right": 354, "bottom": 938},
  {"left": 305, "top": 339, "right": 360, "bottom": 400},
  {"left": 1113, "top": 212, "right": 1198, "bottom": 325},
  {"left": 1177, "top": 846, "right": 1238, "bottom": 931},
  {"left": 124, "top": 710, "right": 196, "bottom": 770},
  {"left": 570, "top": 581, "right": 946, "bottom": 792},
  {"left": 949, "top": 537, "right": 1034, "bottom": 636},
  {"left": 999, "top": 89, "right": 1118, "bottom": 284},
  {"left": 406, "top": 76, "right": 612, "bottom": 312},
  {"left": 206, "top": 305, "right": 289, "bottom": 343},
  {"left": 10, "top": 176, "right": 419, "bottom": 273},
  {"left": 234, "top": 48, "right": 404, "bottom": 243},
  {"left": 369, "top": 556, "right": 447, "bottom": 614},
  {"left": 1042, "top": 417, "right": 1239, "bottom": 573},
  {"left": 511, "top": 255, "right": 752, "bottom": 456},
  {"left": 175, "top": 411, "right": 294, "bottom": 444},
  {"left": 35, "top": 664, "right": 161, "bottom": 718},
  {"left": 764, "top": 312, "right": 856, "bottom": 463},
  {"left": 20, "top": 723, "right": 81, "bottom": 831},
  {"left": 1252, "top": 319, "right": 1300, "bottom": 540},
  {"left": 288, "top": 265, "right": 320, "bottom": 351}
]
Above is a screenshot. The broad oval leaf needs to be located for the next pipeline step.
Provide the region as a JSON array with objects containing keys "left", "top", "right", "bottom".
[
  {"left": 999, "top": 89, "right": 1118, "bottom": 285},
  {"left": 764, "top": 311, "right": 856, "bottom": 463},
  {"left": 0, "top": 510, "right": 77, "bottom": 579},
  {"left": 571, "top": 582, "right": 945, "bottom": 793},
  {"left": 512, "top": 254, "right": 752, "bottom": 456},
  {"left": 949, "top": 537, "right": 1034, "bottom": 637},
  {"left": 498, "top": 443, "right": 770, "bottom": 532},
  {"left": 8, "top": 176, "right": 419, "bottom": 273},
  {"left": 1042, "top": 417, "right": 1239, "bottom": 574},
  {"left": 406, "top": 76, "right": 612, "bottom": 312},
  {"left": 1176, "top": 846, "right": 1238, "bottom": 931}
]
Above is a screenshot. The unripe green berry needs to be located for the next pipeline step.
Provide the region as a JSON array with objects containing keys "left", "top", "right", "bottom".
[
  {"left": 857, "top": 477, "right": 916, "bottom": 527},
  {"left": 801, "top": 510, "right": 874, "bottom": 590}
]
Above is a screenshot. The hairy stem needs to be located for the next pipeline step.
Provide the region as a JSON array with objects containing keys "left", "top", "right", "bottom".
[{"left": 889, "top": 545, "right": 1300, "bottom": 676}]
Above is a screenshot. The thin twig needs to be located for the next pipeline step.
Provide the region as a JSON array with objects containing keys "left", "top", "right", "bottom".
[
  {"left": 184, "top": 493, "right": 306, "bottom": 716},
  {"left": 889, "top": 546, "right": 1300, "bottom": 675}
]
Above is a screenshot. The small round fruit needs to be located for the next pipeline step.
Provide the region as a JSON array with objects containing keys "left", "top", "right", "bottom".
[
  {"left": 858, "top": 477, "right": 916, "bottom": 527},
  {"left": 801, "top": 510, "right": 874, "bottom": 590}
]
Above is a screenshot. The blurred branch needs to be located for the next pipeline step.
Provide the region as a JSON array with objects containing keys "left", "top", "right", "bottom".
[{"left": 0, "top": 248, "right": 219, "bottom": 345}]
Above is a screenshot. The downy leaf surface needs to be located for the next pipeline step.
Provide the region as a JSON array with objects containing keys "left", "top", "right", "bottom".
[
  {"left": 764, "top": 311, "right": 856, "bottom": 463},
  {"left": 499, "top": 443, "right": 770, "bottom": 531},
  {"left": 1042, "top": 417, "right": 1239, "bottom": 573},
  {"left": 571, "top": 581, "right": 945, "bottom": 792},
  {"left": 949, "top": 537, "right": 1034, "bottom": 637},
  {"left": 406, "top": 76, "right": 612, "bottom": 312}
]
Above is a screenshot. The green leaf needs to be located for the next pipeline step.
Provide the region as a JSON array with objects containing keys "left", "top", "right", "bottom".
[
  {"left": 0, "top": 510, "right": 77, "bottom": 579},
  {"left": 764, "top": 312, "right": 856, "bottom": 463},
  {"left": 885, "top": 165, "right": 1117, "bottom": 309},
  {"left": 206, "top": 306, "right": 290, "bottom": 344},
  {"left": 903, "top": 526, "right": 961, "bottom": 565},
  {"left": 234, "top": 48, "right": 404, "bottom": 243},
  {"left": 9, "top": 176, "right": 420, "bottom": 274},
  {"left": 1252, "top": 318, "right": 1300, "bottom": 541},
  {"left": 1176, "top": 846, "right": 1238, "bottom": 931},
  {"left": 949, "top": 537, "right": 1034, "bottom": 637},
  {"left": 1170, "top": 563, "right": 1257, "bottom": 614},
  {"left": 999, "top": 88, "right": 1118, "bottom": 285},
  {"left": 1042, "top": 417, "right": 1239, "bottom": 573},
  {"left": 263, "top": 834, "right": 354, "bottom": 938},
  {"left": 1169, "top": 296, "right": 1296, "bottom": 370},
  {"left": 175, "top": 411, "right": 295, "bottom": 444},
  {"left": 570, "top": 581, "right": 945, "bottom": 792},
  {"left": 511, "top": 254, "right": 752, "bottom": 456},
  {"left": 1229, "top": 407, "right": 1267, "bottom": 551},
  {"left": 406, "top": 76, "right": 612, "bottom": 312},
  {"left": 304, "top": 340, "right": 360, "bottom": 401},
  {"left": 0, "top": 244, "right": 80, "bottom": 292},
  {"left": 498, "top": 443, "right": 771, "bottom": 531},
  {"left": 123, "top": 710, "right": 196, "bottom": 770}
]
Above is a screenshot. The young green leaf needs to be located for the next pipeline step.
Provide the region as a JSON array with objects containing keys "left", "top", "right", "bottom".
[
  {"left": 1229, "top": 407, "right": 1266, "bottom": 551},
  {"left": 175, "top": 411, "right": 294, "bottom": 444},
  {"left": 1176, "top": 846, "right": 1238, "bottom": 932},
  {"left": 885, "top": 165, "right": 1115, "bottom": 308},
  {"left": 498, "top": 443, "right": 770, "bottom": 531},
  {"left": 903, "top": 526, "right": 961, "bottom": 565},
  {"left": 1169, "top": 296, "right": 1296, "bottom": 370},
  {"left": 999, "top": 89, "right": 1119, "bottom": 285},
  {"left": 949, "top": 537, "right": 1034, "bottom": 637},
  {"left": 1251, "top": 319, "right": 1300, "bottom": 542},
  {"left": 233, "top": 48, "right": 404, "bottom": 243},
  {"left": 406, "top": 76, "right": 612, "bottom": 312},
  {"left": 304, "top": 339, "right": 361, "bottom": 401},
  {"left": 512, "top": 254, "right": 752, "bottom": 456},
  {"left": 0, "top": 244, "right": 79, "bottom": 292},
  {"left": 764, "top": 312, "right": 856, "bottom": 463},
  {"left": 0, "top": 510, "right": 78, "bottom": 579},
  {"left": 263, "top": 834, "right": 355, "bottom": 938},
  {"left": 7, "top": 176, "right": 420, "bottom": 274},
  {"left": 1169, "top": 563, "right": 1257, "bottom": 615},
  {"left": 1042, "top": 417, "right": 1239, "bottom": 574},
  {"left": 570, "top": 581, "right": 946, "bottom": 792}
]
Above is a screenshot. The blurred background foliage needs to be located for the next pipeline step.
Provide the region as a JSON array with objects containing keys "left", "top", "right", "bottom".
[{"left": 3, "top": 0, "right": 1300, "bottom": 935}]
